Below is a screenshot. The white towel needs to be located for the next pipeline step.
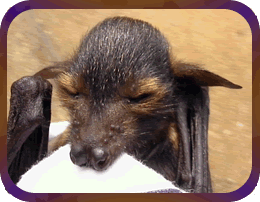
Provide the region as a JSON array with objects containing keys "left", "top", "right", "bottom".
[{"left": 17, "top": 122, "right": 183, "bottom": 193}]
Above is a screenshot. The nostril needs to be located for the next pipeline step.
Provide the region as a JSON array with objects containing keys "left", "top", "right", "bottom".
[
  {"left": 97, "top": 159, "right": 106, "bottom": 169},
  {"left": 92, "top": 148, "right": 109, "bottom": 170}
]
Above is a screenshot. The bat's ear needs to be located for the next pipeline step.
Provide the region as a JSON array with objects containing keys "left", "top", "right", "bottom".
[
  {"left": 173, "top": 63, "right": 242, "bottom": 89},
  {"left": 34, "top": 64, "right": 66, "bottom": 80}
]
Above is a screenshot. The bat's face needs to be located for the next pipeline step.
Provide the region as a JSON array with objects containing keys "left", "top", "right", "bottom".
[{"left": 56, "top": 59, "right": 177, "bottom": 171}]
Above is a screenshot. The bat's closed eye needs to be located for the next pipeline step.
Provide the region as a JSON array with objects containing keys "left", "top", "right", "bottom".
[
  {"left": 62, "top": 87, "right": 82, "bottom": 99},
  {"left": 71, "top": 92, "right": 81, "bottom": 99},
  {"left": 127, "top": 93, "right": 152, "bottom": 103}
]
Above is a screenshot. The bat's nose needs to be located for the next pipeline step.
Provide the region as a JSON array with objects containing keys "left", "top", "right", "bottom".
[
  {"left": 91, "top": 147, "right": 110, "bottom": 171},
  {"left": 70, "top": 146, "right": 88, "bottom": 167},
  {"left": 69, "top": 145, "right": 110, "bottom": 170}
]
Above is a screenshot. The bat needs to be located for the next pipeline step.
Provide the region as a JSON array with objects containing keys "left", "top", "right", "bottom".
[{"left": 7, "top": 16, "right": 242, "bottom": 192}]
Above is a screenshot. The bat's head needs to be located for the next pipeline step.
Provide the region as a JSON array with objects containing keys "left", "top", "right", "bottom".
[
  {"left": 54, "top": 17, "right": 177, "bottom": 171},
  {"left": 36, "top": 17, "right": 242, "bottom": 173}
]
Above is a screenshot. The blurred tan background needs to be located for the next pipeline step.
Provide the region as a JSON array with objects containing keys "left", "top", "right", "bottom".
[{"left": 7, "top": 9, "right": 251, "bottom": 193}]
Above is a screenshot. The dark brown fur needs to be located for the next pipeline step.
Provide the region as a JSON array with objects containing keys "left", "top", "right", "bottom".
[{"left": 35, "top": 16, "right": 241, "bottom": 193}]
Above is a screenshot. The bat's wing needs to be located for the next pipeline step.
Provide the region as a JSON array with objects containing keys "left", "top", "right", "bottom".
[
  {"left": 174, "top": 84, "right": 211, "bottom": 193},
  {"left": 7, "top": 76, "right": 52, "bottom": 184},
  {"left": 173, "top": 63, "right": 241, "bottom": 193}
]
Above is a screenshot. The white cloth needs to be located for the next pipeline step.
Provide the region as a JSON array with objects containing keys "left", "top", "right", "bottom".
[{"left": 17, "top": 122, "right": 182, "bottom": 193}]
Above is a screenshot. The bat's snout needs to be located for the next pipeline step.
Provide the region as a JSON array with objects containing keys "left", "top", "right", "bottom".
[{"left": 70, "top": 145, "right": 110, "bottom": 171}]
